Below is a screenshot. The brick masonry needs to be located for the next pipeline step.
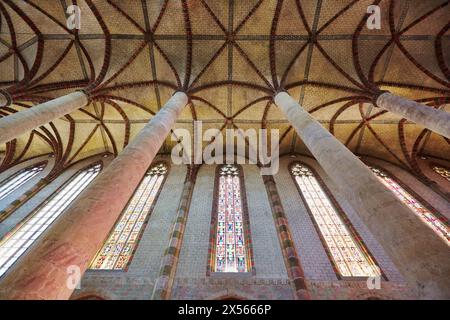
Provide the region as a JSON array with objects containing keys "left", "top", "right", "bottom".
[
  {"left": 261, "top": 173, "right": 310, "bottom": 299},
  {"left": 3, "top": 153, "right": 449, "bottom": 299},
  {"left": 169, "top": 164, "right": 292, "bottom": 300},
  {"left": 73, "top": 156, "right": 448, "bottom": 299},
  {"left": 274, "top": 155, "right": 407, "bottom": 288},
  {"left": 74, "top": 155, "right": 186, "bottom": 300}
]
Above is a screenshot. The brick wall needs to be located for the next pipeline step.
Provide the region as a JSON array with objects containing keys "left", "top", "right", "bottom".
[
  {"left": 273, "top": 155, "right": 411, "bottom": 299},
  {"left": 171, "top": 164, "right": 292, "bottom": 300},
  {"left": 2, "top": 154, "right": 441, "bottom": 299},
  {"left": 73, "top": 156, "right": 186, "bottom": 300},
  {"left": 72, "top": 159, "right": 424, "bottom": 299}
]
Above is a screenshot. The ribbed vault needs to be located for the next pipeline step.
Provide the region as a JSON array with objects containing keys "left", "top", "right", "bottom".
[{"left": 0, "top": 0, "right": 449, "bottom": 177}]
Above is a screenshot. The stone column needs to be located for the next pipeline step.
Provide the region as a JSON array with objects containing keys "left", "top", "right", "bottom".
[
  {"left": 0, "top": 92, "right": 188, "bottom": 300},
  {"left": 0, "top": 91, "right": 89, "bottom": 145},
  {"left": 262, "top": 174, "right": 310, "bottom": 300},
  {"left": 274, "top": 92, "right": 450, "bottom": 299},
  {"left": 377, "top": 92, "right": 450, "bottom": 139},
  {"left": 151, "top": 165, "right": 199, "bottom": 300}
]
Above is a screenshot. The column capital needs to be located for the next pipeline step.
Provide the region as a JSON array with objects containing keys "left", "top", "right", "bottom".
[
  {"left": 274, "top": 89, "right": 289, "bottom": 98},
  {"left": 373, "top": 90, "right": 391, "bottom": 107},
  {"left": 0, "top": 89, "right": 12, "bottom": 108},
  {"left": 274, "top": 90, "right": 295, "bottom": 105},
  {"left": 172, "top": 90, "right": 189, "bottom": 101},
  {"left": 75, "top": 88, "right": 92, "bottom": 103}
]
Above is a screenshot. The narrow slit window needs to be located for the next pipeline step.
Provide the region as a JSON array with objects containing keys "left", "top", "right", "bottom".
[
  {"left": 90, "top": 163, "right": 168, "bottom": 270},
  {"left": 432, "top": 165, "right": 450, "bottom": 182},
  {"left": 370, "top": 167, "right": 449, "bottom": 244},
  {"left": 0, "top": 163, "right": 46, "bottom": 201},
  {"left": 212, "top": 165, "right": 251, "bottom": 273},
  {"left": 0, "top": 163, "right": 102, "bottom": 278},
  {"left": 291, "top": 163, "right": 380, "bottom": 278}
]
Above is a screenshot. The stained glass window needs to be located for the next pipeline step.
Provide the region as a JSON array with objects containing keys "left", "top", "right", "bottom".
[
  {"left": 213, "top": 165, "right": 250, "bottom": 273},
  {"left": 370, "top": 167, "right": 450, "bottom": 244},
  {"left": 291, "top": 163, "right": 380, "bottom": 278},
  {"left": 90, "top": 163, "right": 168, "bottom": 270},
  {"left": 0, "top": 163, "right": 46, "bottom": 201},
  {"left": 0, "top": 163, "right": 101, "bottom": 278},
  {"left": 432, "top": 166, "right": 450, "bottom": 182}
]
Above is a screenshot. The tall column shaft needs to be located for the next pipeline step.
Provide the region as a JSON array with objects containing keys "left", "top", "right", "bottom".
[
  {"left": 377, "top": 92, "right": 450, "bottom": 139},
  {"left": 0, "top": 91, "right": 88, "bottom": 145},
  {"left": 275, "top": 92, "right": 450, "bottom": 299},
  {"left": 262, "top": 174, "right": 310, "bottom": 300},
  {"left": 151, "top": 165, "right": 199, "bottom": 300},
  {"left": 0, "top": 92, "right": 188, "bottom": 300}
]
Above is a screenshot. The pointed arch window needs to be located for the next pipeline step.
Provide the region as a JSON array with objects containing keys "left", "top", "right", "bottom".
[
  {"left": 370, "top": 167, "right": 450, "bottom": 244},
  {"left": 432, "top": 165, "right": 450, "bottom": 182},
  {"left": 90, "top": 163, "right": 168, "bottom": 270},
  {"left": 0, "top": 162, "right": 46, "bottom": 201},
  {"left": 210, "top": 165, "right": 252, "bottom": 273},
  {"left": 0, "top": 163, "right": 102, "bottom": 278},
  {"left": 291, "top": 163, "right": 380, "bottom": 278}
]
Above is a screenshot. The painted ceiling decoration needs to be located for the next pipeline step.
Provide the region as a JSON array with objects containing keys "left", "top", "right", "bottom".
[{"left": 0, "top": 0, "right": 448, "bottom": 180}]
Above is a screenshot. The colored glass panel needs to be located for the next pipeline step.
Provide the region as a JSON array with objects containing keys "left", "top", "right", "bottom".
[
  {"left": 90, "top": 163, "right": 167, "bottom": 270},
  {"left": 432, "top": 166, "right": 450, "bottom": 182},
  {"left": 214, "top": 165, "right": 249, "bottom": 273},
  {"left": 292, "top": 163, "right": 380, "bottom": 278},
  {"left": 0, "top": 163, "right": 46, "bottom": 201},
  {"left": 0, "top": 163, "right": 101, "bottom": 277},
  {"left": 371, "top": 167, "right": 449, "bottom": 244}
]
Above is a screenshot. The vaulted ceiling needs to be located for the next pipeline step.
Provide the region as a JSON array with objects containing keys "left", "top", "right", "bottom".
[{"left": 0, "top": 0, "right": 449, "bottom": 175}]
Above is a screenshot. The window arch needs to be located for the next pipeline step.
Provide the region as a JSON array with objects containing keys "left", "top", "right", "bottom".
[
  {"left": 90, "top": 163, "right": 168, "bottom": 270},
  {"left": 0, "top": 162, "right": 47, "bottom": 201},
  {"left": 0, "top": 162, "right": 102, "bottom": 278},
  {"left": 370, "top": 166, "right": 449, "bottom": 244},
  {"left": 431, "top": 165, "right": 450, "bottom": 182},
  {"left": 290, "top": 163, "right": 380, "bottom": 278},
  {"left": 209, "top": 164, "right": 253, "bottom": 273}
]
